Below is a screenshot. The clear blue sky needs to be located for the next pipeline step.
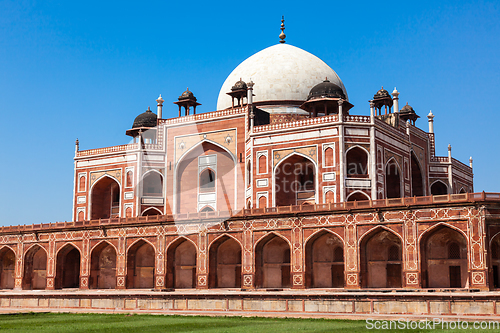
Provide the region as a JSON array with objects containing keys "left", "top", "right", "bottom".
[{"left": 1, "top": 0, "right": 499, "bottom": 226}]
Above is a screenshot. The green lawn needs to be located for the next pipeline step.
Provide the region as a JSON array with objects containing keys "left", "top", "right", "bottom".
[{"left": 0, "top": 312, "right": 498, "bottom": 332}]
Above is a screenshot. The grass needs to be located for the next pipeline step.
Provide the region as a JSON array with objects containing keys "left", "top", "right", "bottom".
[{"left": 0, "top": 312, "right": 498, "bottom": 332}]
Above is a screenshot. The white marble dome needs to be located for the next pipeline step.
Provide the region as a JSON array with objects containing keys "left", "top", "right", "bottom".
[{"left": 216, "top": 43, "right": 347, "bottom": 112}]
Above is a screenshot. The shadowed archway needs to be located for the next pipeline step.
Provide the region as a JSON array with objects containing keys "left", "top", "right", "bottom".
[
  {"left": 209, "top": 236, "right": 242, "bottom": 288},
  {"left": 360, "top": 228, "right": 402, "bottom": 288},
  {"left": 305, "top": 231, "right": 344, "bottom": 288},
  {"left": 23, "top": 245, "right": 47, "bottom": 290},
  {"left": 90, "top": 242, "right": 117, "bottom": 289},
  {"left": 127, "top": 240, "right": 155, "bottom": 289},
  {"left": 0, "top": 247, "right": 15, "bottom": 289},
  {"left": 55, "top": 244, "right": 80, "bottom": 289},
  {"left": 255, "top": 234, "right": 291, "bottom": 289},
  {"left": 166, "top": 238, "right": 197, "bottom": 289}
]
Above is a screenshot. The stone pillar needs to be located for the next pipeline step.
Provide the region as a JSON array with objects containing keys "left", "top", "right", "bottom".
[
  {"left": 116, "top": 234, "right": 126, "bottom": 289},
  {"left": 196, "top": 231, "right": 208, "bottom": 289},
  {"left": 154, "top": 228, "right": 166, "bottom": 290},
  {"left": 80, "top": 232, "right": 90, "bottom": 289},
  {"left": 241, "top": 223, "right": 255, "bottom": 289},
  {"left": 14, "top": 238, "right": 23, "bottom": 290},
  {"left": 46, "top": 236, "right": 56, "bottom": 290},
  {"left": 291, "top": 218, "right": 304, "bottom": 288},
  {"left": 468, "top": 207, "right": 489, "bottom": 290},
  {"left": 402, "top": 213, "right": 420, "bottom": 288},
  {"left": 344, "top": 219, "right": 360, "bottom": 289}
]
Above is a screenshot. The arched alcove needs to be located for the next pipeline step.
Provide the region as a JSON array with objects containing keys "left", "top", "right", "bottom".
[
  {"left": 55, "top": 244, "right": 80, "bottom": 289},
  {"left": 126, "top": 240, "right": 155, "bottom": 289},
  {"left": 431, "top": 181, "right": 448, "bottom": 196},
  {"left": 275, "top": 154, "right": 316, "bottom": 206},
  {"left": 420, "top": 225, "right": 467, "bottom": 288},
  {"left": 23, "top": 245, "right": 47, "bottom": 290},
  {"left": 411, "top": 153, "right": 424, "bottom": 197},
  {"left": 91, "top": 176, "right": 120, "bottom": 219},
  {"left": 90, "top": 242, "right": 117, "bottom": 289},
  {"left": 385, "top": 160, "right": 401, "bottom": 198},
  {"left": 176, "top": 142, "right": 235, "bottom": 214},
  {"left": 0, "top": 247, "right": 15, "bottom": 289},
  {"left": 166, "top": 238, "right": 197, "bottom": 289},
  {"left": 143, "top": 171, "right": 163, "bottom": 197},
  {"left": 305, "top": 231, "right": 344, "bottom": 288},
  {"left": 255, "top": 234, "right": 291, "bottom": 288},
  {"left": 360, "top": 228, "right": 402, "bottom": 288},
  {"left": 346, "top": 147, "right": 368, "bottom": 177},
  {"left": 208, "top": 236, "right": 241, "bottom": 288}
]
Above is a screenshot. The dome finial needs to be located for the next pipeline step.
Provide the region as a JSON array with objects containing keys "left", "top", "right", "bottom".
[{"left": 279, "top": 16, "right": 286, "bottom": 44}]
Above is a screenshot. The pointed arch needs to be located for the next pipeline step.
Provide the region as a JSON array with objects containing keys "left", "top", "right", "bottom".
[
  {"left": 177, "top": 139, "right": 237, "bottom": 165},
  {"left": 359, "top": 226, "right": 403, "bottom": 288},
  {"left": 459, "top": 187, "right": 466, "bottom": 194},
  {"left": 385, "top": 157, "right": 402, "bottom": 199},
  {"left": 126, "top": 239, "right": 155, "bottom": 289},
  {"left": 419, "top": 224, "right": 468, "bottom": 288},
  {"left": 89, "top": 174, "right": 121, "bottom": 219},
  {"left": 417, "top": 222, "right": 468, "bottom": 244},
  {"left": 254, "top": 232, "right": 291, "bottom": 288},
  {"left": 358, "top": 225, "right": 404, "bottom": 249},
  {"left": 23, "top": 244, "right": 47, "bottom": 290},
  {"left": 208, "top": 234, "right": 242, "bottom": 288},
  {"left": 142, "top": 170, "right": 163, "bottom": 197},
  {"left": 55, "top": 243, "right": 80, "bottom": 289},
  {"left": 141, "top": 207, "right": 163, "bottom": 216},
  {"left": 273, "top": 152, "right": 318, "bottom": 207},
  {"left": 304, "top": 229, "right": 344, "bottom": 288},
  {"left": 0, "top": 246, "right": 16, "bottom": 289},
  {"left": 345, "top": 145, "right": 369, "bottom": 177},
  {"left": 90, "top": 241, "right": 117, "bottom": 289},
  {"left": 410, "top": 151, "right": 424, "bottom": 197},
  {"left": 430, "top": 180, "right": 449, "bottom": 196},
  {"left": 174, "top": 140, "right": 237, "bottom": 214},
  {"left": 346, "top": 190, "right": 371, "bottom": 202},
  {"left": 126, "top": 238, "right": 157, "bottom": 253},
  {"left": 166, "top": 237, "right": 197, "bottom": 289},
  {"left": 199, "top": 168, "right": 216, "bottom": 192}
]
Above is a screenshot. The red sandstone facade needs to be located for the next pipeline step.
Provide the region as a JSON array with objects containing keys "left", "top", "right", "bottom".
[
  {"left": 1, "top": 39, "right": 489, "bottom": 294},
  {"left": 1, "top": 194, "right": 500, "bottom": 292}
]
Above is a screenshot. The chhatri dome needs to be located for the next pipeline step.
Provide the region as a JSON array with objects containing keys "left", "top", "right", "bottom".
[{"left": 216, "top": 22, "right": 347, "bottom": 114}]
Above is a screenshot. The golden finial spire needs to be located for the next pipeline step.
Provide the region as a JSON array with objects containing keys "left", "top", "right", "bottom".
[{"left": 279, "top": 16, "right": 286, "bottom": 43}]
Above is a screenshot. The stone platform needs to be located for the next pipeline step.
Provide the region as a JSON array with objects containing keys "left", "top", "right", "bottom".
[{"left": 1, "top": 289, "right": 500, "bottom": 321}]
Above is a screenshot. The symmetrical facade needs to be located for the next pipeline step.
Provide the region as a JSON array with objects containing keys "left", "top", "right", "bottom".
[{"left": 3, "top": 34, "right": 498, "bottom": 294}]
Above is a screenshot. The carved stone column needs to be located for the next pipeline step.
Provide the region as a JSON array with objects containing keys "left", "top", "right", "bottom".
[
  {"left": 46, "top": 235, "right": 56, "bottom": 290},
  {"left": 403, "top": 212, "right": 420, "bottom": 288},
  {"left": 14, "top": 237, "right": 23, "bottom": 290},
  {"left": 116, "top": 232, "right": 126, "bottom": 289},
  {"left": 468, "top": 207, "right": 489, "bottom": 290},
  {"left": 344, "top": 217, "right": 360, "bottom": 289},
  {"left": 241, "top": 221, "right": 255, "bottom": 289},
  {"left": 80, "top": 231, "right": 90, "bottom": 289},
  {"left": 154, "top": 227, "right": 166, "bottom": 290},
  {"left": 196, "top": 230, "right": 208, "bottom": 289},
  {"left": 291, "top": 218, "right": 304, "bottom": 288}
]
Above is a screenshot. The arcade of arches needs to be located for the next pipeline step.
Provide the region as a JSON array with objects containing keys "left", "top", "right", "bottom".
[{"left": 0, "top": 203, "right": 498, "bottom": 291}]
